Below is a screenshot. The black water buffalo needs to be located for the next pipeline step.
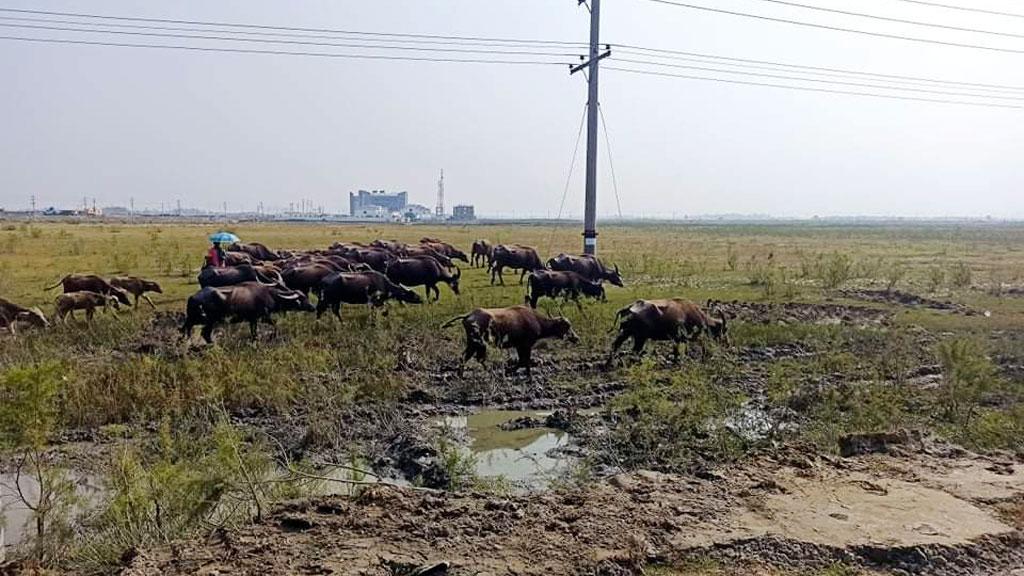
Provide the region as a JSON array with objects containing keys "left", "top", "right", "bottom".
[
  {"left": 0, "top": 298, "right": 48, "bottom": 335},
  {"left": 227, "top": 242, "right": 281, "bottom": 261},
  {"left": 525, "top": 270, "right": 605, "bottom": 308},
  {"left": 347, "top": 248, "right": 397, "bottom": 273},
  {"left": 442, "top": 305, "right": 579, "bottom": 376},
  {"left": 547, "top": 253, "right": 623, "bottom": 287},
  {"left": 611, "top": 298, "right": 728, "bottom": 360},
  {"left": 109, "top": 276, "right": 163, "bottom": 308},
  {"left": 420, "top": 240, "right": 469, "bottom": 264},
  {"left": 198, "top": 264, "right": 281, "bottom": 288},
  {"left": 223, "top": 251, "right": 254, "bottom": 266},
  {"left": 471, "top": 239, "right": 493, "bottom": 268},
  {"left": 45, "top": 274, "right": 132, "bottom": 306},
  {"left": 386, "top": 258, "right": 461, "bottom": 301},
  {"left": 182, "top": 282, "right": 313, "bottom": 343},
  {"left": 315, "top": 271, "right": 422, "bottom": 320},
  {"left": 489, "top": 244, "right": 545, "bottom": 286}
]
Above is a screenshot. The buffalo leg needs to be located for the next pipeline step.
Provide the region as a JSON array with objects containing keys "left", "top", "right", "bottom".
[
  {"left": 518, "top": 268, "right": 528, "bottom": 285},
  {"left": 143, "top": 294, "right": 157, "bottom": 309},
  {"left": 332, "top": 302, "right": 342, "bottom": 321},
  {"left": 516, "top": 345, "right": 533, "bottom": 378},
  {"left": 201, "top": 322, "right": 216, "bottom": 344},
  {"left": 86, "top": 307, "right": 95, "bottom": 323},
  {"left": 632, "top": 336, "right": 647, "bottom": 355}
]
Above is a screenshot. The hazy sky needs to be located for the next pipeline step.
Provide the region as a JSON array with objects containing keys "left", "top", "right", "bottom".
[{"left": 2, "top": 0, "right": 1022, "bottom": 218}]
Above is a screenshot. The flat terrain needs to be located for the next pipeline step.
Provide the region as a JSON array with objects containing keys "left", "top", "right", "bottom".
[{"left": 1, "top": 220, "right": 1023, "bottom": 575}]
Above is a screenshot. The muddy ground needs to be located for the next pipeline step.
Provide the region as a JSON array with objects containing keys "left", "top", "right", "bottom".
[
  {"left": 6, "top": 297, "right": 1023, "bottom": 575},
  {"left": 121, "top": 438, "right": 1024, "bottom": 576}
]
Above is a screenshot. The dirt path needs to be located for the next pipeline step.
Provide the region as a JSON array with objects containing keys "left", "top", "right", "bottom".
[{"left": 121, "top": 450, "right": 1024, "bottom": 576}]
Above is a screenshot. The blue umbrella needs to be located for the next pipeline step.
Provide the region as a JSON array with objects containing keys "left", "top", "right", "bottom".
[{"left": 209, "top": 231, "right": 240, "bottom": 244}]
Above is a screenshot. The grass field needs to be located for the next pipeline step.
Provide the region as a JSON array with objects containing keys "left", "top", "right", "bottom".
[{"left": 1, "top": 220, "right": 1023, "bottom": 574}]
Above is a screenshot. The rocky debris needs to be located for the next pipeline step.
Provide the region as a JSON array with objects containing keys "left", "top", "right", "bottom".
[
  {"left": 839, "top": 430, "right": 924, "bottom": 457},
  {"left": 840, "top": 289, "right": 979, "bottom": 315}
]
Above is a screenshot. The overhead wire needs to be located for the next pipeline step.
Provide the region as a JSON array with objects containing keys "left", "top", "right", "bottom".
[
  {"left": 742, "top": 0, "right": 1024, "bottom": 40},
  {"left": 0, "top": 7, "right": 589, "bottom": 46},
  {"left": 0, "top": 15, "right": 590, "bottom": 49},
  {"left": 597, "top": 104, "right": 624, "bottom": 221},
  {"left": 639, "top": 0, "right": 1024, "bottom": 54},
  {"left": 0, "top": 22, "right": 582, "bottom": 58},
  {"left": 612, "top": 45, "right": 1024, "bottom": 93},
  {"left": 602, "top": 66, "right": 1024, "bottom": 109},
  {"left": 0, "top": 35, "right": 575, "bottom": 66},
  {"left": 611, "top": 57, "right": 1024, "bottom": 100},
  {"left": 887, "top": 0, "right": 1024, "bottom": 20},
  {"left": 548, "top": 103, "right": 589, "bottom": 253}
]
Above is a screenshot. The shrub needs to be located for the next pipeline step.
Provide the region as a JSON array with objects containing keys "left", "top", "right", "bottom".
[
  {"left": 937, "top": 339, "right": 996, "bottom": 427},
  {"left": 819, "top": 252, "right": 853, "bottom": 290},
  {"left": 950, "top": 261, "right": 972, "bottom": 289}
]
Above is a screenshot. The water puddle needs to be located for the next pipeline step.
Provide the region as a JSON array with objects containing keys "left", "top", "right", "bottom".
[
  {"left": 1, "top": 471, "right": 104, "bottom": 553},
  {"left": 438, "top": 410, "right": 575, "bottom": 490}
]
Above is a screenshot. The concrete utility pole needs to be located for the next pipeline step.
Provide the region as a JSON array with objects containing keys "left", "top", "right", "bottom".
[{"left": 571, "top": 0, "right": 610, "bottom": 255}]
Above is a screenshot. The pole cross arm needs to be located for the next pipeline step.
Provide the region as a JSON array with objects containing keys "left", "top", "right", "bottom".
[{"left": 569, "top": 49, "right": 611, "bottom": 75}]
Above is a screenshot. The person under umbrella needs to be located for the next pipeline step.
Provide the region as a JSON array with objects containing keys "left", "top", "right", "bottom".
[{"left": 207, "top": 231, "right": 239, "bottom": 268}]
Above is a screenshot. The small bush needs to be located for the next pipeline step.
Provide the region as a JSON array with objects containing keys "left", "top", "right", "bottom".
[
  {"left": 950, "top": 261, "right": 972, "bottom": 289},
  {"left": 819, "top": 252, "right": 854, "bottom": 290}
]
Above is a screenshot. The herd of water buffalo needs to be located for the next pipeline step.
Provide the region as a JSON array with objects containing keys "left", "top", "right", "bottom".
[{"left": 0, "top": 237, "right": 728, "bottom": 374}]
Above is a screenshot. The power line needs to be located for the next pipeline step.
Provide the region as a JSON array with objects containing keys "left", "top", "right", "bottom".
[
  {"left": 0, "top": 35, "right": 574, "bottom": 66},
  {"left": 888, "top": 0, "right": 1024, "bottom": 19},
  {"left": 548, "top": 103, "right": 588, "bottom": 254},
  {"left": 603, "top": 66, "right": 1024, "bottom": 109},
  {"left": 612, "top": 57, "right": 1024, "bottom": 100},
  {"left": 0, "top": 15, "right": 585, "bottom": 49},
  {"left": 0, "top": 7, "right": 588, "bottom": 46},
  {"left": 744, "top": 0, "right": 1024, "bottom": 40},
  {"left": 0, "top": 22, "right": 581, "bottom": 58},
  {"left": 613, "top": 45, "right": 1024, "bottom": 93},
  {"left": 597, "top": 104, "right": 623, "bottom": 220},
  {"left": 640, "top": 0, "right": 1024, "bottom": 54}
]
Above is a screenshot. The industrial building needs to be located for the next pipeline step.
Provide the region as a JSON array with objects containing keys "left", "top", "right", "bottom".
[
  {"left": 452, "top": 205, "right": 475, "bottom": 221},
  {"left": 349, "top": 189, "right": 407, "bottom": 217}
]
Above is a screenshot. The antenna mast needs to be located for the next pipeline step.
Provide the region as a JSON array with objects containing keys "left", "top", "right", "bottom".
[{"left": 436, "top": 169, "right": 445, "bottom": 219}]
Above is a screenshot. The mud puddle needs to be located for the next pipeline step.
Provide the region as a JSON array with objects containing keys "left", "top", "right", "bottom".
[
  {"left": 0, "top": 471, "right": 104, "bottom": 551},
  {"left": 436, "top": 410, "right": 577, "bottom": 490}
]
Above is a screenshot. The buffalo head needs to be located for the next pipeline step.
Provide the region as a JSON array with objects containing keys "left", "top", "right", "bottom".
[
  {"left": 552, "top": 317, "right": 580, "bottom": 344},
  {"left": 111, "top": 287, "right": 132, "bottom": 306},
  {"left": 449, "top": 267, "right": 462, "bottom": 295},
  {"left": 272, "top": 288, "right": 315, "bottom": 313},
  {"left": 604, "top": 264, "right": 624, "bottom": 287},
  {"left": 17, "top": 307, "right": 49, "bottom": 328},
  {"left": 393, "top": 285, "right": 424, "bottom": 305}
]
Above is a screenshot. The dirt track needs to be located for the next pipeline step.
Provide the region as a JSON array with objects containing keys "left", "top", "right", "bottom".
[{"left": 122, "top": 444, "right": 1024, "bottom": 576}]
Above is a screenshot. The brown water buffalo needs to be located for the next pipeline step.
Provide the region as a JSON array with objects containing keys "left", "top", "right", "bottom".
[
  {"left": 182, "top": 282, "right": 313, "bottom": 343},
  {"left": 611, "top": 298, "right": 728, "bottom": 360},
  {"left": 281, "top": 264, "right": 341, "bottom": 297},
  {"left": 45, "top": 274, "right": 131, "bottom": 305},
  {"left": 420, "top": 240, "right": 469, "bottom": 264},
  {"left": 386, "top": 258, "right": 461, "bottom": 301},
  {"left": 315, "top": 271, "right": 422, "bottom": 320},
  {"left": 223, "top": 251, "right": 254, "bottom": 266},
  {"left": 109, "top": 276, "right": 163, "bottom": 308},
  {"left": 198, "top": 264, "right": 281, "bottom": 288},
  {"left": 489, "top": 244, "right": 545, "bottom": 286},
  {"left": 401, "top": 245, "right": 454, "bottom": 269},
  {"left": 226, "top": 242, "right": 280, "bottom": 261},
  {"left": 0, "top": 298, "right": 48, "bottom": 335},
  {"left": 370, "top": 239, "right": 405, "bottom": 253},
  {"left": 525, "top": 270, "right": 605, "bottom": 309},
  {"left": 442, "top": 305, "right": 579, "bottom": 376},
  {"left": 54, "top": 291, "right": 121, "bottom": 324},
  {"left": 471, "top": 239, "right": 493, "bottom": 268},
  {"left": 547, "top": 253, "right": 623, "bottom": 287}
]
